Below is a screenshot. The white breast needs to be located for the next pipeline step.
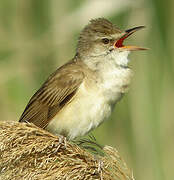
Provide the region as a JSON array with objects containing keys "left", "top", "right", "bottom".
[
  {"left": 47, "top": 82, "right": 111, "bottom": 139},
  {"left": 47, "top": 51, "right": 133, "bottom": 139},
  {"left": 96, "top": 50, "right": 133, "bottom": 103}
]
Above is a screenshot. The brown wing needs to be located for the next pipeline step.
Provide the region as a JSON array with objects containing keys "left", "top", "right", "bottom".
[{"left": 19, "top": 60, "right": 85, "bottom": 128}]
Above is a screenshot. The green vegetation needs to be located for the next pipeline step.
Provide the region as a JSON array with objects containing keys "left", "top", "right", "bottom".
[{"left": 0, "top": 0, "right": 173, "bottom": 179}]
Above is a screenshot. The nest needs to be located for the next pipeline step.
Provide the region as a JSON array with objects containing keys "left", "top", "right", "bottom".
[{"left": 0, "top": 121, "right": 134, "bottom": 180}]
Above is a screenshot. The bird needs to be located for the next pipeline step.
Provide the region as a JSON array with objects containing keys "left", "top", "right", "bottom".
[{"left": 19, "top": 18, "right": 147, "bottom": 140}]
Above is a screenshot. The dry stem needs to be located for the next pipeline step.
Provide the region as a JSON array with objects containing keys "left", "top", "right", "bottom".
[{"left": 0, "top": 121, "right": 134, "bottom": 180}]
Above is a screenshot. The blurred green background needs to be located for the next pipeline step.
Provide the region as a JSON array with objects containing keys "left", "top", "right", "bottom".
[{"left": 0, "top": 0, "right": 173, "bottom": 179}]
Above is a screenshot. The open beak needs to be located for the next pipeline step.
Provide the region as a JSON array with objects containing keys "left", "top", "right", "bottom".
[{"left": 114, "top": 26, "right": 148, "bottom": 51}]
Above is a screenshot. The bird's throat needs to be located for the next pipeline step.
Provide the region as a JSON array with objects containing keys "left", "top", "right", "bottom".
[
  {"left": 110, "top": 50, "right": 130, "bottom": 68},
  {"left": 82, "top": 50, "right": 130, "bottom": 71}
]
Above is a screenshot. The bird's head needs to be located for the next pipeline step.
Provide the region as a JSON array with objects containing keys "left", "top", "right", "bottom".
[{"left": 76, "top": 18, "right": 147, "bottom": 67}]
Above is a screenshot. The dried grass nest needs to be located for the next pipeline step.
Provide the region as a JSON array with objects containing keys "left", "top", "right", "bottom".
[{"left": 0, "top": 121, "right": 134, "bottom": 180}]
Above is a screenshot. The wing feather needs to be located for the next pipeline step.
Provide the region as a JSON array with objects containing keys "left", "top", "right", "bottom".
[{"left": 19, "top": 60, "right": 85, "bottom": 128}]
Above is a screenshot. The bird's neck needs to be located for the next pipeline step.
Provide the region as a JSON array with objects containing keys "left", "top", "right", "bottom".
[
  {"left": 80, "top": 51, "right": 133, "bottom": 103},
  {"left": 81, "top": 50, "right": 130, "bottom": 72}
]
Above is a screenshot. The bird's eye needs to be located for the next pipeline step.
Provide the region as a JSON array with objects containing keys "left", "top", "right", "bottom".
[{"left": 102, "top": 38, "right": 110, "bottom": 44}]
